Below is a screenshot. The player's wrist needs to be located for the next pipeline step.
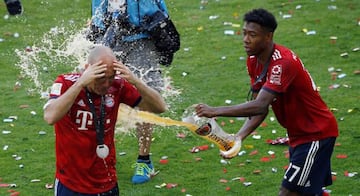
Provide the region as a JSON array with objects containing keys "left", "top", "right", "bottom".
[{"left": 74, "top": 79, "right": 87, "bottom": 90}]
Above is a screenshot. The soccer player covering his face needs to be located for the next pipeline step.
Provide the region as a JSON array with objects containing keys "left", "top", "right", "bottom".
[
  {"left": 195, "top": 8, "right": 338, "bottom": 196},
  {"left": 43, "top": 45, "right": 167, "bottom": 195}
]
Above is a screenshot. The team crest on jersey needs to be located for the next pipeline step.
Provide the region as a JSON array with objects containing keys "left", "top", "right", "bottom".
[
  {"left": 105, "top": 95, "right": 115, "bottom": 108},
  {"left": 269, "top": 65, "right": 282, "bottom": 85}
]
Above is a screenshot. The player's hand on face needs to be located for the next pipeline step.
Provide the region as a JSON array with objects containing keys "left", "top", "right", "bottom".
[
  {"left": 79, "top": 61, "right": 107, "bottom": 87},
  {"left": 195, "top": 104, "right": 216, "bottom": 118},
  {"left": 113, "top": 61, "right": 138, "bottom": 84}
]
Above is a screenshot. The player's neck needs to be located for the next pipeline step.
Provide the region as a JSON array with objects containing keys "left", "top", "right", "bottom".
[{"left": 257, "top": 43, "right": 274, "bottom": 65}]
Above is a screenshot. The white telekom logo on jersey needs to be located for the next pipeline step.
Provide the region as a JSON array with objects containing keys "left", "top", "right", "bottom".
[
  {"left": 56, "top": 74, "right": 116, "bottom": 131},
  {"left": 75, "top": 95, "right": 114, "bottom": 131}
]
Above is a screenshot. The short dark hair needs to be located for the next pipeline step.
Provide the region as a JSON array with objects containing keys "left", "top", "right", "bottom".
[{"left": 243, "top": 8, "right": 277, "bottom": 32}]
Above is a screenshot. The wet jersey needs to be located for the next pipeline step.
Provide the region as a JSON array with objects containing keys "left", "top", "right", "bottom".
[
  {"left": 49, "top": 73, "right": 141, "bottom": 193},
  {"left": 247, "top": 44, "right": 338, "bottom": 147}
]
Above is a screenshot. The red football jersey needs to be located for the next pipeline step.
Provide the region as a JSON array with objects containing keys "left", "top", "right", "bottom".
[
  {"left": 247, "top": 44, "right": 338, "bottom": 147},
  {"left": 49, "top": 73, "right": 141, "bottom": 193}
]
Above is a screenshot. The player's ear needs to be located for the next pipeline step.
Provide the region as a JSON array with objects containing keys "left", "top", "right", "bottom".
[{"left": 265, "top": 31, "right": 273, "bottom": 42}]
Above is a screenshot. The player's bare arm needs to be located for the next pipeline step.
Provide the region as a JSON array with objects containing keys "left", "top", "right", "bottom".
[{"left": 196, "top": 89, "right": 276, "bottom": 118}]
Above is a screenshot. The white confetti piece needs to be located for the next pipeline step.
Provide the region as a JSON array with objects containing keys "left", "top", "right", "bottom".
[
  {"left": 282, "top": 14, "right": 292, "bottom": 19},
  {"left": 3, "top": 119, "right": 13, "bottom": 123},
  {"left": 3, "top": 145, "right": 9, "bottom": 150},
  {"left": 224, "top": 30, "right": 235, "bottom": 35},
  {"left": 220, "top": 159, "right": 230, "bottom": 164},
  {"left": 209, "top": 15, "right": 219, "bottom": 20},
  {"left": 306, "top": 30, "right": 316, "bottom": 35},
  {"left": 39, "top": 131, "right": 47, "bottom": 135},
  {"left": 2, "top": 130, "right": 11, "bottom": 134},
  {"left": 243, "top": 182, "right": 252, "bottom": 186},
  {"left": 225, "top": 99, "right": 232, "bottom": 104},
  {"left": 337, "top": 73, "right": 346, "bottom": 79}
]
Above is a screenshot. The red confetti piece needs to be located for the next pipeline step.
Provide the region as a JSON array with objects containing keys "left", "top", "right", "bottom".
[
  {"left": 166, "top": 183, "right": 177, "bottom": 189},
  {"left": 9, "top": 192, "right": 20, "bottom": 196},
  {"left": 159, "top": 159, "right": 168, "bottom": 164},
  {"left": 181, "top": 188, "right": 186, "bottom": 193},
  {"left": 0, "top": 183, "right": 9, "bottom": 187},
  {"left": 283, "top": 165, "right": 289, "bottom": 170},
  {"left": 176, "top": 133, "right": 186, "bottom": 138},
  {"left": 336, "top": 154, "right": 348, "bottom": 159},
  {"left": 198, "top": 145, "right": 209, "bottom": 151},
  {"left": 223, "top": 168, "right": 227, "bottom": 173},
  {"left": 260, "top": 122, "right": 268, "bottom": 127},
  {"left": 249, "top": 150, "right": 258, "bottom": 156},
  {"left": 190, "top": 145, "right": 209, "bottom": 153},
  {"left": 260, "top": 157, "right": 270, "bottom": 162},
  {"left": 225, "top": 186, "right": 231, "bottom": 191}
]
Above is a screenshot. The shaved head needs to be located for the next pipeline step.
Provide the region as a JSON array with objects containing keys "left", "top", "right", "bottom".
[
  {"left": 88, "top": 45, "right": 116, "bottom": 65},
  {"left": 85, "top": 45, "right": 117, "bottom": 95}
]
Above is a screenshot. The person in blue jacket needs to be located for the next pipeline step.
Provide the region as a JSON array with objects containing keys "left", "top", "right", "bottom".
[{"left": 87, "top": 0, "right": 171, "bottom": 184}]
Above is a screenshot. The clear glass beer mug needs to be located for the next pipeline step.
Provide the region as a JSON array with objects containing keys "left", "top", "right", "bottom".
[{"left": 182, "top": 105, "right": 241, "bottom": 156}]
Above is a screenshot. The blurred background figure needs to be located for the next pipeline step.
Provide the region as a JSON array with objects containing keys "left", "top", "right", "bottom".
[{"left": 4, "top": 0, "right": 23, "bottom": 15}]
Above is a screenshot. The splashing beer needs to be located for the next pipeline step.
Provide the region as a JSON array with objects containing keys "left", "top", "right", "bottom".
[{"left": 117, "top": 104, "right": 241, "bottom": 156}]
